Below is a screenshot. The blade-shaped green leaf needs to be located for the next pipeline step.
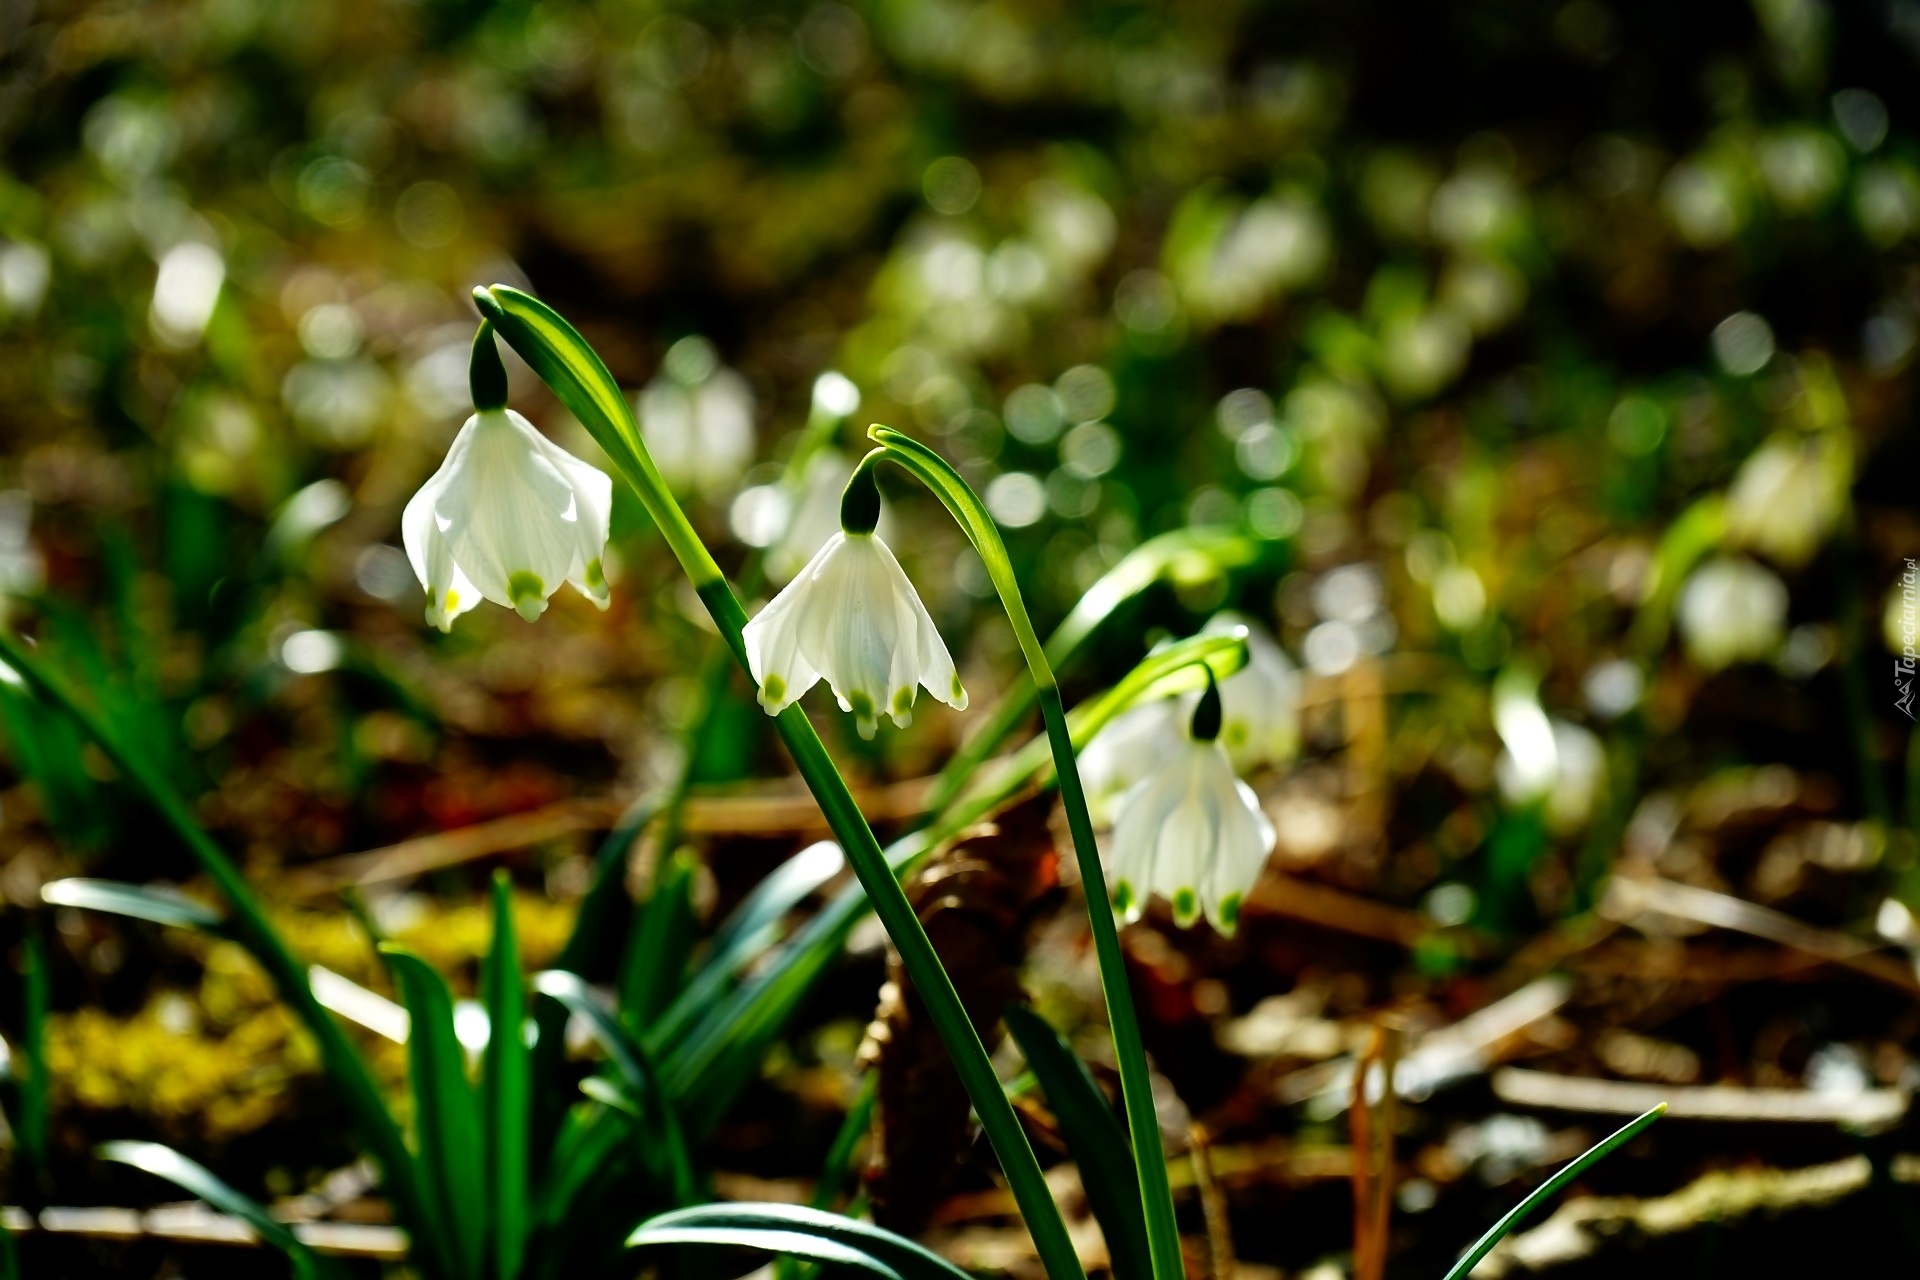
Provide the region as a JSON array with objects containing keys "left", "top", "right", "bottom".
[
  {"left": 0, "top": 633, "right": 428, "bottom": 1267},
  {"left": 101, "top": 1141, "right": 348, "bottom": 1280},
  {"left": 13, "top": 933, "right": 48, "bottom": 1186},
  {"left": 384, "top": 946, "right": 486, "bottom": 1280},
  {"left": 533, "top": 969, "right": 694, "bottom": 1204},
  {"left": 633, "top": 1205, "right": 971, "bottom": 1280},
  {"left": 1442, "top": 1103, "right": 1665, "bottom": 1280},
  {"left": 41, "top": 878, "right": 225, "bottom": 932},
  {"left": 649, "top": 839, "right": 844, "bottom": 1052},
  {"left": 1004, "top": 1006, "right": 1151, "bottom": 1280},
  {"left": 621, "top": 847, "right": 697, "bottom": 1030},
  {"left": 481, "top": 874, "right": 529, "bottom": 1280},
  {"left": 629, "top": 1225, "right": 903, "bottom": 1280}
]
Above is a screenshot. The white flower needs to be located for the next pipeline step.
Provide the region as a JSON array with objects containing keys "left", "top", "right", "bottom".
[
  {"left": 637, "top": 358, "right": 756, "bottom": 498},
  {"left": 1725, "top": 432, "right": 1848, "bottom": 568},
  {"left": 1109, "top": 735, "right": 1275, "bottom": 936},
  {"left": 1677, "top": 555, "right": 1788, "bottom": 670},
  {"left": 1078, "top": 698, "right": 1184, "bottom": 826},
  {"left": 743, "top": 530, "right": 967, "bottom": 739},
  {"left": 402, "top": 408, "right": 612, "bottom": 632},
  {"left": 1196, "top": 612, "right": 1300, "bottom": 771}
]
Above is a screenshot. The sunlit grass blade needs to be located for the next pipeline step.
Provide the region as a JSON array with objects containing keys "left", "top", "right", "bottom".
[
  {"left": 41, "top": 878, "right": 226, "bottom": 933},
  {"left": 533, "top": 969, "right": 694, "bottom": 1204},
  {"left": 0, "top": 632, "right": 431, "bottom": 1267},
  {"left": 648, "top": 839, "right": 845, "bottom": 1053},
  {"left": 630, "top": 1225, "right": 904, "bottom": 1280},
  {"left": 383, "top": 946, "right": 487, "bottom": 1280},
  {"left": 101, "top": 1141, "right": 350, "bottom": 1280},
  {"left": 481, "top": 873, "right": 529, "bottom": 1280},
  {"left": 1004, "top": 1006, "right": 1152, "bottom": 1280},
  {"left": 1441, "top": 1103, "right": 1665, "bottom": 1280},
  {"left": 633, "top": 1204, "right": 973, "bottom": 1280},
  {"left": 620, "top": 847, "right": 698, "bottom": 1030},
  {"left": 811, "top": 1069, "right": 878, "bottom": 1212}
]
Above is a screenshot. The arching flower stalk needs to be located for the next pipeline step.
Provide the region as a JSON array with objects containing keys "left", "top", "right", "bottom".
[
  {"left": 742, "top": 465, "right": 966, "bottom": 739},
  {"left": 1110, "top": 670, "right": 1277, "bottom": 935},
  {"left": 402, "top": 323, "right": 612, "bottom": 631}
]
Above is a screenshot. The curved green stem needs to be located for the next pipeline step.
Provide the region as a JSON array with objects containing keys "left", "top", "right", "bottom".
[
  {"left": 476, "top": 288, "right": 1084, "bottom": 1280},
  {"left": 863, "top": 427, "right": 1188, "bottom": 1280}
]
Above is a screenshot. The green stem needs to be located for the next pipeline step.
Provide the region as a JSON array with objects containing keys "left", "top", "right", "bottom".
[
  {"left": 862, "top": 428, "right": 1187, "bottom": 1280},
  {"left": 0, "top": 631, "right": 443, "bottom": 1280},
  {"left": 476, "top": 287, "right": 1085, "bottom": 1280}
]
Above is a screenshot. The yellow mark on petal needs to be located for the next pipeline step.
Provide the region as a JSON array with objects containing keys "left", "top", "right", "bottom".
[{"left": 444, "top": 589, "right": 460, "bottom": 611}]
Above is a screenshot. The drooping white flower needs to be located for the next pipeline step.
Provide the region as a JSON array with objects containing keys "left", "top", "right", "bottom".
[
  {"left": 402, "top": 407, "right": 612, "bottom": 631},
  {"left": 1077, "top": 698, "right": 1184, "bottom": 826},
  {"left": 1725, "top": 432, "right": 1848, "bottom": 569},
  {"left": 636, "top": 336, "right": 756, "bottom": 498},
  {"left": 1108, "top": 680, "right": 1275, "bottom": 936},
  {"left": 743, "top": 529, "right": 967, "bottom": 739},
  {"left": 1677, "top": 555, "right": 1788, "bottom": 671}
]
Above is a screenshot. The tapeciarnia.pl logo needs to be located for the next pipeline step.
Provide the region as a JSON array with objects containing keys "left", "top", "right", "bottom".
[{"left": 1898, "top": 557, "right": 1917, "bottom": 720}]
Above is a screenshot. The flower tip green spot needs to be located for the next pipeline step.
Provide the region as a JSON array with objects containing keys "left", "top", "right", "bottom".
[
  {"left": 1217, "top": 893, "right": 1241, "bottom": 934},
  {"left": 950, "top": 672, "right": 968, "bottom": 709},
  {"left": 762, "top": 673, "right": 787, "bottom": 706},
  {"left": 1112, "top": 879, "right": 1135, "bottom": 917},
  {"left": 891, "top": 686, "right": 915, "bottom": 717},
  {"left": 509, "top": 571, "right": 547, "bottom": 622},
  {"left": 1173, "top": 886, "right": 1199, "bottom": 926}
]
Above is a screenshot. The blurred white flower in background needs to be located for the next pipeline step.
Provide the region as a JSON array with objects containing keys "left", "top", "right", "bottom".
[
  {"left": 637, "top": 335, "right": 756, "bottom": 498},
  {"left": 1724, "top": 432, "right": 1849, "bottom": 568},
  {"left": 0, "top": 491, "right": 45, "bottom": 621},
  {"left": 1195, "top": 611, "right": 1301, "bottom": 772},
  {"left": 403, "top": 408, "right": 612, "bottom": 631},
  {"left": 150, "top": 240, "right": 224, "bottom": 348},
  {"left": 1678, "top": 555, "right": 1789, "bottom": 671},
  {"left": 1078, "top": 698, "right": 1183, "bottom": 826}
]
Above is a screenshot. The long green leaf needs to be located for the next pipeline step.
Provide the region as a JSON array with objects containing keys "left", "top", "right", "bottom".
[
  {"left": 101, "top": 1141, "right": 348, "bottom": 1280},
  {"left": 0, "top": 633, "right": 431, "bottom": 1276},
  {"left": 41, "top": 878, "right": 225, "bottom": 933},
  {"left": 18, "top": 933, "right": 48, "bottom": 1185},
  {"left": 384, "top": 946, "right": 487, "bottom": 1280},
  {"left": 532, "top": 969, "right": 694, "bottom": 1204},
  {"left": 629, "top": 1225, "right": 904, "bottom": 1280},
  {"left": 1441, "top": 1103, "right": 1665, "bottom": 1280},
  {"left": 647, "top": 838, "right": 845, "bottom": 1053},
  {"left": 633, "top": 1205, "right": 973, "bottom": 1280},
  {"left": 1004, "top": 1006, "right": 1152, "bottom": 1280},
  {"left": 620, "top": 847, "right": 698, "bottom": 1030},
  {"left": 481, "top": 874, "right": 529, "bottom": 1280}
]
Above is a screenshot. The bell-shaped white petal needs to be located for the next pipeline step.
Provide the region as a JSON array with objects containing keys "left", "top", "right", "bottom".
[
  {"left": 402, "top": 408, "right": 612, "bottom": 632},
  {"left": 743, "top": 531, "right": 967, "bottom": 738},
  {"left": 1109, "top": 739, "right": 1275, "bottom": 936},
  {"left": 1077, "top": 699, "right": 1184, "bottom": 826}
]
